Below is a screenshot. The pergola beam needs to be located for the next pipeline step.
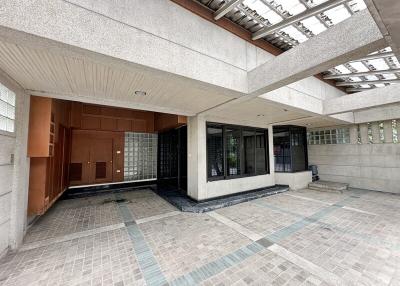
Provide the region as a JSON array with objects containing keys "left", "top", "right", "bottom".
[
  {"left": 325, "top": 68, "right": 400, "bottom": 79},
  {"left": 324, "top": 84, "right": 400, "bottom": 115},
  {"left": 214, "top": 0, "right": 244, "bottom": 20},
  {"left": 252, "top": 0, "right": 349, "bottom": 40},
  {"left": 348, "top": 51, "right": 395, "bottom": 62},
  {"left": 248, "top": 9, "right": 385, "bottom": 96},
  {"left": 336, "top": 79, "right": 400, "bottom": 86}
]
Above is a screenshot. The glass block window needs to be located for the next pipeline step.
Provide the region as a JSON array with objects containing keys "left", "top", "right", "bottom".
[
  {"left": 124, "top": 132, "right": 157, "bottom": 181},
  {"left": 308, "top": 128, "right": 350, "bottom": 145},
  {"left": 0, "top": 83, "right": 16, "bottom": 133},
  {"left": 393, "top": 120, "right": 398, "bottom": 143}
]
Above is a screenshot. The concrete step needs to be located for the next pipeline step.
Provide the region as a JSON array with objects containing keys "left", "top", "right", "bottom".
[{"left": 308, "top": 181, "right": 348, "bottom": 193}]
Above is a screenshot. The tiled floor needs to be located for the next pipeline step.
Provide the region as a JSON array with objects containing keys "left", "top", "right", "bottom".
[{"left": 1, "top": 187, "right": 400, "bottom": 286}]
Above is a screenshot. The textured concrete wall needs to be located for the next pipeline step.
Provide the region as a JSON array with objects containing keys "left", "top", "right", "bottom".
[
  {"left": 0, "top": 132, "right": 15, "bottom": 257},
  {"left": 188, "top": 115, "right": 275, "bottom": 200},
  {"left": 275, "top": 171, "right": 312, "bottom": 191},
  {"left": 308, "top": 121, "right": 400, "bottom": 193},
  {"left": 0, "top": 72, "right": 30, "bottom": 258}
]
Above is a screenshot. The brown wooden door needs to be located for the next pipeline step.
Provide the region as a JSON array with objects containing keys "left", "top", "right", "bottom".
[
  {"left": 90, "top": 138, "right": 113, "bottom": 184},
  {"left": 70, "top": 132, "right": 91, "bottom": 185}
]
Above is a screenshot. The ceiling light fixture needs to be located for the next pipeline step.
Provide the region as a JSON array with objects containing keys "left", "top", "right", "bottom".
[{"left": 134, "top": 90, "right": 147, "bottom": 96}]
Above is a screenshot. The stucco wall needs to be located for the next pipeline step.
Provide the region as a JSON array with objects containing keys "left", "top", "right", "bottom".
[{"left": 308, "top": 121, "right": 400, "bottom": 193}]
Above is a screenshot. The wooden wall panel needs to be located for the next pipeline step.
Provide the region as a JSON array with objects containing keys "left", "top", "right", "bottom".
[
  {"left": 28, "top": 97, "right": 52, "bottom": 157},
  {"left": 71, "top": 103, "right": 156, "bottom": 132},
  {"left": 81, "top": 115, "right": 101, "bottom": 130},
  {"left": 28, "top": 158, "right": 48, "bottom": 215},
  {"left": 100, "top": 117, "right": 117, "bottom": 131},
  {"left": 117, "top": 119, "right": 132, "bottom": 131},
  {"left": 154, "top": 113, "right": 187, "bottom": 132}
]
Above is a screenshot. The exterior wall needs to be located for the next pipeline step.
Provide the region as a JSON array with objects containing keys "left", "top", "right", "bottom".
[
  {"left": 0, "top": 132, "right": 15, "bottom": 257},
  {"left": 0, "top": 71, "right": 30, "bottom": 258},
  {"left": 188, "top": 115, "right": 275, "bottom": 201},
  {"left": 308, "top": 121, "right": 400, "bottom": 193},
  {"left": 275, "top": 171, "right": 312, "bottom": 190}
]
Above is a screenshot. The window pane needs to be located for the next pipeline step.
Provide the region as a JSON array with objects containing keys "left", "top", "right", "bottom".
[
  {"left": 226, "top": 127, "right": 241, "bottom": 176},
  {"left": 256, "top": 130, "right": 267, "bottom": 174},
  {"left": 243, "top": 130, "right": 255, "bottom": 175},
  {"left": 207, "top": 126, "right": 224, "bottom": 178}
]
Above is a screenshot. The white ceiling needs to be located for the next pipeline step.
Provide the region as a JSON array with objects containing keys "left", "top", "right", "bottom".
[{"left": 0, "top": 37, "right": 347, "bottom": 127}]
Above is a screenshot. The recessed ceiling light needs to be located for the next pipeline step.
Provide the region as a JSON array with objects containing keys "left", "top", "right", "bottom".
[{"left": 134, "top": 90, "right": 147, "bottom": 96}]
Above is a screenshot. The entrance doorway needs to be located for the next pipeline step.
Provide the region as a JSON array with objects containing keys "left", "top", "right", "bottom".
[{"left": 157, "top": 126, "right": 187, "bottom": 193}]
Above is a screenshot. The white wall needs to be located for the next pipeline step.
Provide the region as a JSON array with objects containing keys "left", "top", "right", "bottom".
[
  {"left": 0, "top": 71, "right": 30, "bottom": 258},
  {"left": 308, "top": 121, "right": 400, "bottom": 193},
  {"left": 188, "top": 115, "right": 275, "bottom": 201}
]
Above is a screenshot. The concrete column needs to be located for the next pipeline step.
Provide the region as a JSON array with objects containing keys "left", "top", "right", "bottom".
[
  {"left": 384, "top": 120, "right": 393, "bottom": 143},
  {"left": 371, "top": 122, "right": 380, "bottom": 143},
  {"left": 349, "top": 125, "right": 358, "bottom": 144},
  {"left": 9, "top": 92, "right": 30, "bottom": 250},
  {"left": 360, "top": 124, "right": 369, "bottom": 144},
  {"left": 187, "top": 115, "right": 207, "bottom": 201}
]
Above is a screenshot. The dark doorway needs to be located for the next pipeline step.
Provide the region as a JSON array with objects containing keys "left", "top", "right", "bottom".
[
  {"left": 273, "top": 125, "right": 308, "bottom": 173},
  {"left": 157, "top": 126, "right": 187, "bottom": 193}
]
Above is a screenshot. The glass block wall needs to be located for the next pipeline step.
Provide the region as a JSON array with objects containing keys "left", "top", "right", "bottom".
[
  {"left": 124, "top": 132, "right": 157, "bottom": 181},
  {"left": 0, "top": 83, "right": 16, "bottom": 133}
]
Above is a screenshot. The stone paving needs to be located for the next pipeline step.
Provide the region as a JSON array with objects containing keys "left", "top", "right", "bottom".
[{"left": 1, "top": 187, "right": 400, "bottom": 285}]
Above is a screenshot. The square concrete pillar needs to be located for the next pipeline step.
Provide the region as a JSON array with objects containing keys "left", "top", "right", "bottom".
[
  {"left": 360, "top": 124, "right": 369, "bottom": 144},
  {"left": 371, "top": 122, "right": 380, "bottom": 144},
  {"left": 187, "top": 115, "right": 207, "bottom": 201},
  {"left": 384, "top": 120, "right": 393, "bottom": 143},
  {"left": 349, "top": 125, "right": 358, "bottom": 144}
]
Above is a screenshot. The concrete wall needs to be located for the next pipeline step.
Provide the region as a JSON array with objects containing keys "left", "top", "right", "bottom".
[
  {"left": 0, "top": 132, "right": 15, "bottom": 257},
  {"left": 308, "top": 121, "right": 400, "bottom": 193},
  {"left": 275, "top": 171, "right": 312, "bottom": 191},
  {"left": 0, "top": 71, "right": 30, "bottom": 258},
  {"left": 188, "top": 115, "right": 275, "bottom": 201}
]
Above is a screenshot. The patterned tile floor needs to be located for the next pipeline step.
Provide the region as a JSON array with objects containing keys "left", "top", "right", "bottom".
[{"left": 1, "top": 187, "right": 400, "bottom": 285}]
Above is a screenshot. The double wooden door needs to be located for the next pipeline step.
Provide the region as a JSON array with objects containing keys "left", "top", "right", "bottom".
[{"left": 69, "top": 130, "right": 124, "bottom": 186}]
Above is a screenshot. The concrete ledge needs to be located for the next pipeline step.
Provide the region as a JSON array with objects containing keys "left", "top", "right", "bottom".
[
  {"left": 275, "top": 171, "right": 312, "bottom": 190},
  {"left": 309, "top": 181, "right": 349, "bottom": 193}
]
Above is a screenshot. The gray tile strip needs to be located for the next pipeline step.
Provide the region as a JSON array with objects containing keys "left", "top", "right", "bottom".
[
  {"left": 115, "top": 194, "right": 168, "bottom": 286},
  {"left": 20, "top": 223, "right": 126, "bottom": 252},
  {"left": 268, "top": 244, "right": 344, "bottom": 285},
  {"left": 170, "top": 242, "right": 264, "bottom": 286}
]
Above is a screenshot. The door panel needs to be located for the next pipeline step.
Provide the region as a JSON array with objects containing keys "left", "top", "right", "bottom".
[
  {"left": 70, "top": 133, "right": 91, "bottom": 185},
  {"left": 90, "top": 138, "right": 113, "bottom": 184}
]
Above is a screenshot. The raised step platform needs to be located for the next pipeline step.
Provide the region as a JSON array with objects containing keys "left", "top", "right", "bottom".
[{"left": 308, "top": 181, "right": 348, "bottom": 193}]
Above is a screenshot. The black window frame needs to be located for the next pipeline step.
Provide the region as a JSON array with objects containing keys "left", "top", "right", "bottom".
[{"left": 206, "top": 122, "right": 269, "bottom": 182}]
